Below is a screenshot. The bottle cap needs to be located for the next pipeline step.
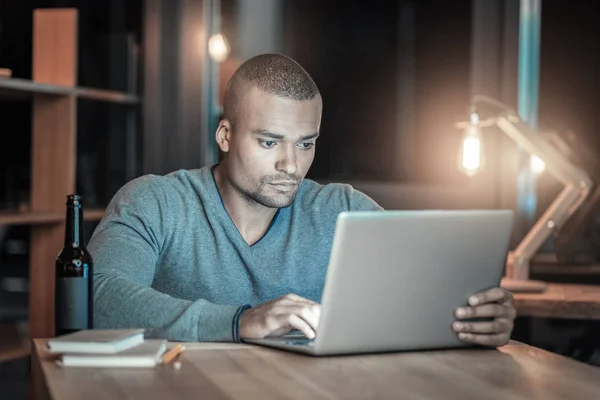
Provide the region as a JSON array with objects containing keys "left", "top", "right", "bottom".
[{"left": 66, "top": 194, "right": 83, "bottom": 206}]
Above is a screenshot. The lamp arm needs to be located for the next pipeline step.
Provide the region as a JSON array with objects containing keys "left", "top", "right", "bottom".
[
  {"left": 509, "top": 184, "right": 590, "bottom": 280},
  {"left": 456, "top": 95, "right": 595, "bottom": 281},
  {"left": 496, "top": 116, "right": 592, "bottom": 187},
  {"left": 471, "top": 94, "right": 519, "bottom": 117},
  {"left": 491, "top": 115, "right": 593, "bottom": 280}
]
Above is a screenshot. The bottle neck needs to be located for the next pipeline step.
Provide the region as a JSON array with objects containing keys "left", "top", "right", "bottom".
[{"left": 64, "top": 204, "right": 85, "bottom": 248}]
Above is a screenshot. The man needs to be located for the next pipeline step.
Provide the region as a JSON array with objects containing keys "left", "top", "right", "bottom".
[{"left": 90, "top": 53, "right": 516, "bottom": 346}]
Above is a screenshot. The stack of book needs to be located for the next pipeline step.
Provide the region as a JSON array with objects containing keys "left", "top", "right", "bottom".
[{"left": 47, "top": 329, "right": 167, "bottom": 368}]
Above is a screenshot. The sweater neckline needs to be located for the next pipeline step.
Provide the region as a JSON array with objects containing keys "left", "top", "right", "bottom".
[{"left": 206, "top": 164, "right": 283, "bottom": 248}]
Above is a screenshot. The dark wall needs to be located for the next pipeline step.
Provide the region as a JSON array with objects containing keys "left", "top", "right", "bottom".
[
  {"left": 413, "top": 0, "right": 472, "bottom": 184},
  {"left": 538, "top": 0, "right": 600, "bottom": 154},
  {"left": 283, "top": 0, "right": 472, "bottom": 184},
  {"left": 283, "top": 0, "right": 401, "bottom": 181}
]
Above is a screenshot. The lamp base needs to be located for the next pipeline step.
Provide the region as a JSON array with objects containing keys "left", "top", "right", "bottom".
[{"left": 501, "top": 277, "right": 547, "bottom": 293}]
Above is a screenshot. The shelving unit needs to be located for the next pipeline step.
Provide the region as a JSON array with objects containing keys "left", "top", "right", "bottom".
[
  {"left": 0, "top": 209, "right": 105, "bottom": 225},
  {"left": 0, "top": 8, "right": 138, "bottom": 362},
  {"left": 0, "top": 77, "right": 140, "bottom": 104}
]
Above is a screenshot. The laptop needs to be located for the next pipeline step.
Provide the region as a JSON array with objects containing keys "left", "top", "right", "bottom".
[{"left": 245, "top": 209, "right": 514, "bottom": 356}]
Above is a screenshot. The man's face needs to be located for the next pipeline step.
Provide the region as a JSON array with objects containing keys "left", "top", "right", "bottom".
[{"left": 222, "top": 87, "right": 322, "bottom": 208}]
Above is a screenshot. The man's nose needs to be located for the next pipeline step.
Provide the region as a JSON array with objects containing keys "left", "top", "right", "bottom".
[{"left": 275, "top": 146, "right": 298, "bottom": 176}]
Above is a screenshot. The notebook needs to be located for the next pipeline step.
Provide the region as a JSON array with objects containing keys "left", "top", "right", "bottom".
[
  {"left": 57, "top": 339, "right": 167, "bottom": 368},
  {"left": 46, "top": 329, "right": 145, "bottom": 354}
]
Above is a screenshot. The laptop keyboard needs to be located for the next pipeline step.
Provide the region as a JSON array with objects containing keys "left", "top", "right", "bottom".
[{"left": 284, "top": 339, "right": 315, "bottom": 347}]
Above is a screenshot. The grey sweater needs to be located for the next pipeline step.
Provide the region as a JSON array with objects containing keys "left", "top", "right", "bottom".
[{"left": 89, "top": 165, "right": 382, "bottom": 342}]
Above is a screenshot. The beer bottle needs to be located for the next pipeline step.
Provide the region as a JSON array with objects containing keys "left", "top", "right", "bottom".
[{"left": 54, "top": 194, "right": 93, "bottom": 336}]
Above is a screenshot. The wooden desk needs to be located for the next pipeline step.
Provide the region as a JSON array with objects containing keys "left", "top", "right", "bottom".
[
  {"left": 513, "top": 283, "right": 600, "bottom": 320},
  {"left": 31, "top": 339, "right": 600, "bottom": 400}
]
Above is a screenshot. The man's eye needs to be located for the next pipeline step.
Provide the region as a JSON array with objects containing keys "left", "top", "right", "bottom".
[
  {"left": 260, "top": 140, "right": 277, "bottom": 148},
  {"left": 298, "top": 143, "right": 315, "bottom": 150}
]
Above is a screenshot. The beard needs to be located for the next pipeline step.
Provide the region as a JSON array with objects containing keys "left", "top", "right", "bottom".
[{"left": 237, "top": 175, "right": 302, "bottom": 209}]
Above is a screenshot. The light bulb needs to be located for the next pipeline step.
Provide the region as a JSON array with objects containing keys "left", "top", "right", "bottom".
[
  {"left": 208, "top": 34, "right": 230, "bottom": 63},
  {"left": 458, "top": 112, "right": 485, "bottom": 176},
  {"left": 530, "top": 154, "right": 546, "bottom": 174}
]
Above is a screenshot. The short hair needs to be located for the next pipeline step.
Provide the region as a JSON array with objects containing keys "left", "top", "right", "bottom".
[{"left": 223, "top": 54, "right": 320, "bottom": 128}]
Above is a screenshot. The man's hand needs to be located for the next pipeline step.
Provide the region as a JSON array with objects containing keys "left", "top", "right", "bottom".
[
  {"left": 453, "top": 287, "right": 516, "bottom": 347},
  {"left": 239, "top": 293, "right": 321, "bottom": 340}
]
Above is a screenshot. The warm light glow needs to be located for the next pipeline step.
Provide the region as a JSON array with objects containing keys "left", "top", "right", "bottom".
[
  {"left": 458, "top": 124, "right": 485, "bottom": 177},
  {"left": 462, "top": 136, "right": 482, "bottom": 173},
  {"left": 530, "top": 155, "right": 546, "bottom": 174},
  {"left": 208, "top": 34, "right": 230, "bottom": 63}
]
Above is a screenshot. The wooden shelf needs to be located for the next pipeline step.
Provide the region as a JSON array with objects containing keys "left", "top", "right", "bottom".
[
  {"left": 0, "top": 77, "right": 140, "bottom": 105},
  {"left": 513, "top": 283, "right": 600, "bottom": 320},
  {"left": 83, "top": 208, "right": 106, "bottom": 221},
  {"left": 0, "top": 323, "right": 30, "bottom": 362},
  {"left": 76, "top": 87, "right": 140, "bottom": 105},
  {"left": 0, "top": 208, "right": 105, "bottom": 225},
  {"left": 0, "top": 211, "right": 63, "bottom": 225},
  {"left": 0, "top": 77, "right": 72, "bottom": 99}
]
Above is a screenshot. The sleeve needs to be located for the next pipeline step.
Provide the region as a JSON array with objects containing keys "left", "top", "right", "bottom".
[{"left": 89, "top": 176, "right": 246, "bottom": 342}]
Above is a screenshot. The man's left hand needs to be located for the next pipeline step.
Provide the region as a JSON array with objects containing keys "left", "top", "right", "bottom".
[{"left": 453, "top": 287, "right": 516, "bottom": 347}]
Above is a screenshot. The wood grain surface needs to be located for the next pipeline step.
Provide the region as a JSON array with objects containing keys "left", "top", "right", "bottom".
[
  {"left": 32, "top": 339, "right": 600, "bottom": 400},
  {"left": 513, "top": 283, "right": 600, "bottom": 320}
]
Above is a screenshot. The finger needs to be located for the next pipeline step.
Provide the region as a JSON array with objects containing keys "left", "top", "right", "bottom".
[
  {"left": 279, "top": 305, "right": 321, "bottom": 331},
  {"left": 455, "top": 304, "right": 510, "bottom": 319},
  {"left": 280, "top": 293, "right": 320, "bottom": 306},
  {"left": 282, "top": 293, "right": 303, "bottom": 302},
  {"left": 506, "top": 304, "right": 517, "bottom": 321},
  {"left": 285, "top": 314, "right": 316, "bottom": 339},
  {"left": 457, "top": 332, "right": 510, "bottom": 347},
  {"left": 503, "top": 291, "right": 514, "bottom": 305},
  {"left": 308, "top": 304, "right": 322, "bottom": 328},
  {"left": 469, "top": 288, "right": 512, "bottom": 306},
  {"left": 293, "top": 298, "right": 321, "bottom": 308},
  {"left": 453, "top": 318, "right": 513, "bottom": 334}
]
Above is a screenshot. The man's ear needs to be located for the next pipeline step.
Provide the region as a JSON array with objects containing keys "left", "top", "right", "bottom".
[{"left": 215, "top": 120, "right": 232, "bottom": 153}]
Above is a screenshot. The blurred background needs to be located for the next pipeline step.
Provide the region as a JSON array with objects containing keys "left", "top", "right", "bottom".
[{"left": 2, "top": 0, "right": 600, "bottom": 397}]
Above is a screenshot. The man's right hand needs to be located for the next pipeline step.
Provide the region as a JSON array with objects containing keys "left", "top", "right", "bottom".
[{"left": 239, "top": 293, "right": 321, "bottom": 340}]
